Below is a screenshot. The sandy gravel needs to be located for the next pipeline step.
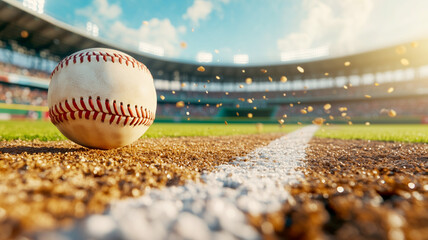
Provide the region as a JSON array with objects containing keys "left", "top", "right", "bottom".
[
  {"left": 249, "top": 138, "right": 428, "bottom": 240},
  {"left": 0, "top": 133, "right": 283, "bottom": 239}
]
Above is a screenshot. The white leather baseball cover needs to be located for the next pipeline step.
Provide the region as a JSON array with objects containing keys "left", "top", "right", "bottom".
[{"left": 48, "top": 48, "right": 157, "bottom": 149}]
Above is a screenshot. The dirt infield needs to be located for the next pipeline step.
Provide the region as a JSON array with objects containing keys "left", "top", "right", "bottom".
[
  {"left": 249, "top": 138, "right": 428, "bottom": 239},
  {"left": 0, "top": 133, "right": 284, "bottom": 239}
]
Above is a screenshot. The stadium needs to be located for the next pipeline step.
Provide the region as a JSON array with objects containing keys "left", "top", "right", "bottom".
[{"left": 0, "top": 0, "right": 427, "bottom": 239}]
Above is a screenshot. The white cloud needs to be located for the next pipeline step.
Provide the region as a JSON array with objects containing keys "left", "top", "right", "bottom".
[
  {"left": 277, "top": 0, "right": 374, "bottom": 55},
  {"left": 111, "top": 18, "right": 185, "bottom": 57},
  {"left": 183, "top": 0, "right": 231, "bottom": 26},
  {"left": 183, "top": 0, "right": 214, "bottom": 25},
  {"left": 75, "top": 0, "right": 121, "bottom": 23},
  {"left": 75, "top": 0, "right": 185, "bottom": 57}
]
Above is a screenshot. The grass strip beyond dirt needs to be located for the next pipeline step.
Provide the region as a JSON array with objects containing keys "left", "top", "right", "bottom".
[
  {"left": 315, "top": 124, "right": 428, "bottom": 143},
  {"left": 0, "top": 120, "right": 297, "bottom": 141}
]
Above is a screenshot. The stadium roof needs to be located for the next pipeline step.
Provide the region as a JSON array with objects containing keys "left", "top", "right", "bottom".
[{"left": 0, "top": 0, "right": 427, "bottom": 83}]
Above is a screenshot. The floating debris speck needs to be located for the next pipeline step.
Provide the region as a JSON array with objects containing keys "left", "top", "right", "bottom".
[
  {"left": 400, "top": 58, "right": 410, "bottom": 66},
  {"left": 388, "top": 109, "right": 397, "bottom": 117},
  {"left": 280, "top": 76, "right": 288, "bottom": 83},
  {"left": 324, "top": 104, "right": 331, "bottom": 110},
  {"left": 176, "top": 101, "right": 185, "bottom": 108}
]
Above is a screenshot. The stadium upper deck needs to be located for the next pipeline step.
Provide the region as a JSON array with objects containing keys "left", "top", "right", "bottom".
[{"left": 0, "top": 0, "right": 427, "bottom": 86}]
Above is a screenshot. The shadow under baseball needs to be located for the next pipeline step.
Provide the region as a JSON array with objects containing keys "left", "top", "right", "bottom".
[{"left": 0, "top": 146, "right": 87, "bottom": 155}]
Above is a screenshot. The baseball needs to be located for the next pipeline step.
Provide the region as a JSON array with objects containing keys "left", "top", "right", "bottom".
[{"left": 48, "top": 48, "right": 157, "bottom": 149}]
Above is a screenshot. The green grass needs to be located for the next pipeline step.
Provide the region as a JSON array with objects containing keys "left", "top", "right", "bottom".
[
  {"left": 316, "top": 124, "right": 428, "bottom": 143},
  {"left": 0, "top": 120, "right": 298, "bottom": 141}
]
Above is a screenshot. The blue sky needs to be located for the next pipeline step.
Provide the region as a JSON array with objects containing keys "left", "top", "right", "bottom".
[{"left": 22, "top": 0, "right": 428, "bottom": 65}]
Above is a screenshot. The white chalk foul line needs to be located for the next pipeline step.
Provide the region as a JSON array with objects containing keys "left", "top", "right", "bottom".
[{"left": 38, "top": 125, "right": 319, "bottom": 240}]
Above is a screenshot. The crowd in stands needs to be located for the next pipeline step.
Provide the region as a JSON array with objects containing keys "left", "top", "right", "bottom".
[
  {"left": 0, "top": 60, "right": 427, "bottom": 119},
  {"left": 0, "top": 62, "right": 50, "bottom": 79},
  {"left": 0, "top": 83, "right": 47, "bottom": 106}
]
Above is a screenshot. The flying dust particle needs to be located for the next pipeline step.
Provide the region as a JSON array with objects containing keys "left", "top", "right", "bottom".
[
  {"left": 176, "top": 101, "right": 185, "bottom": 108},
  {"left": 21, "top": 30, "right": 29, "bottom": 38},
  {"left": 400, "top": 58, "right": 410, "bottom": 66},
  {"left": 395, "top": 46, "right": 406, "bottom": 55},
  {"left": 344, "top": 61, "right": 351, "bottom": 66},
  {"left": 160, "top": 95, "right": 165, "bottom": 100},
  {"left": 245, "top": 78, "right": 253, "bottom": 84},
  {"left": 324, "top": 103, "right": 331, "bottom": 110},
  {"left": 297, "top": 66, "right": 304, "bottom": 73},
  {"left": 197, "top": 66, "right": 205, "bottom": 72},
  {"left": 280, "top": 76, "right": 287, "bottom": 82},
  {"left": 312, "top": 117, "right": 324, "bottom": 125}
]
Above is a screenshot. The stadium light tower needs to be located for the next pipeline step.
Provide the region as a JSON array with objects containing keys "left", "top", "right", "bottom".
[
  {"left": 233, "top": 54, "right": 249, "bottom": 64},
  {"left": 196, "top": 52, "right": 212, "bottom": 63},
  {"left": 23, "top": 0, "right": 45, "bottom": 14},
  {"left": 86, "top": 22, "right": 99, "bottom": 37},
  {"left": 139, "top": 42, "right": 165, "bottom": 57}
]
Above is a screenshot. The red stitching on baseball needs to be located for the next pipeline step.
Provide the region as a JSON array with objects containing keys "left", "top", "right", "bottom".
[
  {"left": 113, "top": 100, "right": 119, "bottom": 115},
  {"left": 49, "top": 97, "right": 154, "bottom": 127},
  {"left": 50, "top": 50, "right": 149, "bottom": 78},
  {"left": 96, "top": 97, "right": 103, "bottom": 112},
  {"left": 88, "top": 96, "right": 95, "bottom": 111}
]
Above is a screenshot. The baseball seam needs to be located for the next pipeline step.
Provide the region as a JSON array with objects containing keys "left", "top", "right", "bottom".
[
  {"left": 49, "top": 96, "right": 155, "bottom": 127},
  {"left": 50, "top": 50, "right": 149, "bottom": 78}
]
